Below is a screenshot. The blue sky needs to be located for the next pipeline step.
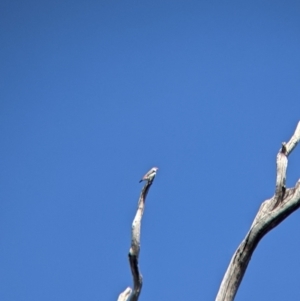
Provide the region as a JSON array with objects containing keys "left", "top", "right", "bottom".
[{"left": 1, "top": 1, "right": 300, "bottom": 300}]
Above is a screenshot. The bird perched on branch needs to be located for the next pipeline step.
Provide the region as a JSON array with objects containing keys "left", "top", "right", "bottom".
[{"left": 139, "top": 167, "right": 158, "bottom": 183}]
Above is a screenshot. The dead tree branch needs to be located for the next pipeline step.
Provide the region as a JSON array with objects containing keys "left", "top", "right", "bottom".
[
  {"left": 216, "top": 121, "right": 300, "bottom": 301},
  {"left": 118, "top": 179, "right": 154, "bottom": 301}
]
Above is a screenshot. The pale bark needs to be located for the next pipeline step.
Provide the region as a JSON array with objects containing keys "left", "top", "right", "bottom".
[
  {"left": 117, "top": 179, "right": 154, "bottom": 301},
  {"left": 216, "top": 121, "right": 300, "bottom": 301},
  {"left": 117, "top": 287, "right": 132, "bottom": 301}
]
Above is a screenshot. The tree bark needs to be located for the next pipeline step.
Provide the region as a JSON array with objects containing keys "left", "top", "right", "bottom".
[
  {"left": 216, "top": 121, "right": 300, "bottom": 301},
  {"left": 117, "top": 179, "right": 155, "bottom": 301}
]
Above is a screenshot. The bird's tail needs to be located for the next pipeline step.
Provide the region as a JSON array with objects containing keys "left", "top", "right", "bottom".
[{"left": 139, "top": 179, "right": 143, "bottom": 183}]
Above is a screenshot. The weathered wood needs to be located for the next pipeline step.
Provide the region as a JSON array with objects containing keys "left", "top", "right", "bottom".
[
  {"left": 117, "top": 179, "right": 154, "bottom": 301},
  {"left": 216, "top": 121, "right": 300, "bottom": 301},
  {"left": 117, "top": 287, "right": 131, "bottom": 301}
]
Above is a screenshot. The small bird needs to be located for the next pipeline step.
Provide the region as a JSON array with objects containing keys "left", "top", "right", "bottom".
[{"left": 139, "top": 167, "right": 158, "bottom": 183}]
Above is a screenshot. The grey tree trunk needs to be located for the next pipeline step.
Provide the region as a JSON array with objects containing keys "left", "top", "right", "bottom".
[{"left": 216, "top": 121, "right": 300, "bottom": 301}]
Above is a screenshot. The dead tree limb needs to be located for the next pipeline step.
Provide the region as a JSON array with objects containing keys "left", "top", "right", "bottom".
[
  {"left": 118, "top": 179, "right": 154, "bottom": 301},
  {"left": 216, "top": 121, "right": 300, "bottom": 301}
]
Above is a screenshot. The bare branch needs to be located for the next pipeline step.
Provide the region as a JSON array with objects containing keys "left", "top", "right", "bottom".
[
  {"left": 285, "top": 121, "right": 300, "bottom": 155},
  {"left": 216, "top": 122, "right": 300, "bottom": 301},
  {"left": 118, "top": 179, "right": 154, "bottom": 301},
  {"left": 118, "top": 288, "right": 132, "bottom": 301}
]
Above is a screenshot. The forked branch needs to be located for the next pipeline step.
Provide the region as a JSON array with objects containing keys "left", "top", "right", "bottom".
[{"left": 216, "top": 121, "right": 300, "bottom": 301}]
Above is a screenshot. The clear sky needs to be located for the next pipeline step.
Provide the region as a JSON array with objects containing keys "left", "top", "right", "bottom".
[{"left": 1, "top": 1, "right": 300, "bottom": 300}]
